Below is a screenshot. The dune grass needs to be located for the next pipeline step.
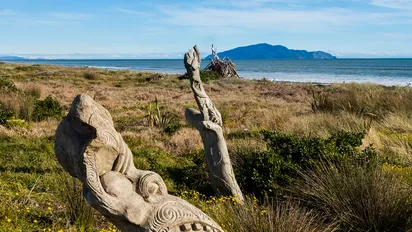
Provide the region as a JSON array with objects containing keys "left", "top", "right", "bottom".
[{"left": 0, "top": 62, "right": 411, "bottom": 231}]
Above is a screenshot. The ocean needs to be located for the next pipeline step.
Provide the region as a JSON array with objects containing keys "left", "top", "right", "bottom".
[{"left": 7, "top": 58, "right": 412, "bottom": 86}]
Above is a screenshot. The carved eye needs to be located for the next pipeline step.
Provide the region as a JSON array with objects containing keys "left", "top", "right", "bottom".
[{"left": 147, "top": 183, "right": 159, "bottom": 195}]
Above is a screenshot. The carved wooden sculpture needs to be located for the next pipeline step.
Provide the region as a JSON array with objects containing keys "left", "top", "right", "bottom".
[
  {"left": 55, "top": 94, "right": 223, "bottom": 232},
  {"left": 184, "top": 46, "right": 244, "bottom": 201}
]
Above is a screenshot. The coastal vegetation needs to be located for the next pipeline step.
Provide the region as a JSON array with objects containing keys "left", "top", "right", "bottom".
[{"left": 0, "top": 62, "right": 411, "bottom": 231}]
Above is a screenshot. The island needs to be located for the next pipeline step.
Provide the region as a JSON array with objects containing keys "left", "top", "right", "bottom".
[
  {"left": 206, "top": 43, "right": 337, "bottom": 60},
  {"left": 0, "top": 56, "right": 26, "bottom": 61}
]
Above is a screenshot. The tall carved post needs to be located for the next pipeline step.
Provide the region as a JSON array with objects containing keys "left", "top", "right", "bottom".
[
  {"left": 55, "top": 94, "right": 223, "bottom": 232},
  {"left": 184, "top": 46, "right": 244, "bottom": 201}
]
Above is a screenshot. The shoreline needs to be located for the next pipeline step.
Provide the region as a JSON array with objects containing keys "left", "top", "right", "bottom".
[{"left": 2, "top": 60, "right": 410, "bottom": 87}]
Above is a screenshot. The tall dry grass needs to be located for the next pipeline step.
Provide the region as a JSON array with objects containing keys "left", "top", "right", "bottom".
[
  {"left": 0, "top": 90, "right": 36, "bottom": 121},
  {"left": 19, "top": 83, "right": 43, "bottom": 99},
  {"left": 179, "top": 192, "right": 338, "bottom": 232},
  {"left": 297, "top": 160, "right": 412, "bottom": 231},
  {"left": 310, "top": 84, "right": 412, "bottom": 120}
]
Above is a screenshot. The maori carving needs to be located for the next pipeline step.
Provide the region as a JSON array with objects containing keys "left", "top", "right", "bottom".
[
  {"left": 55, "top": 94, "right": 223, "bottom": 232},
  {"left": 184, "top": 46, "right": 244, "bottom": 201}
]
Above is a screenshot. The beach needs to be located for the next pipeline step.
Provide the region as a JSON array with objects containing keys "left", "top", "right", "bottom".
[
  {"left": 6, "top": 58, "right": 412, "bottom": 86},
  {"left": 0, "top": 62, "right": 411, "bottom": 231}
]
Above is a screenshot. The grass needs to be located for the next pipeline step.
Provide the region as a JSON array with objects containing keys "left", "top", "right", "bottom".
[
  {"left": 179, "top": 191, "right": 338, "bottom": 232},
  {"left": 297, "top": 160, "right": 412, "bottom": 231},
  {"left": 0, "top": 62, "right": 411, "bottom": 231}
]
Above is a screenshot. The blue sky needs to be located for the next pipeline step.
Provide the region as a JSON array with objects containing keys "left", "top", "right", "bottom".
[{"left": 0, "top": 0, "right": 412, "bottom": 58}]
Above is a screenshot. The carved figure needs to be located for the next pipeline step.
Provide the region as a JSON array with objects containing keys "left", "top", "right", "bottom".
[
  {"left": 184, "top": 46, "right": 244, "bottom": 201},
  {"left": 55, "top": 94, "right": 223, "bottom": 232}
]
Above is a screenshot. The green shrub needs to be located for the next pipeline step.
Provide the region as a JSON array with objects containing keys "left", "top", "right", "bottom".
[
  {"left": 83, "top": 71, "right": 98, "bottom": 80},
  {"left": 164, "top": 123, "right": 182, "bottom": 136},
  {"left": 200, "top": 70, "right": 221, "bottom": 82},
  {"left": 14, "top": 65, "right": 42, "bottom": 72},
  {"left": 0, "top": 108, "right": 14, "bottom": 125},
  {"left": 298, "top": 160, "right": 412, "bottom": 231},
  {"left": 32, "top": 96, "right": 63, "bottom": 121},
  {"left": 168, "top": 150, "right": 213, "bottom": 195},
  {"left": 0, "top": 78, "right": 18, "bottom": 92},
  {"left": 235, "top": 130, "right": 376, "bottom": 199}
]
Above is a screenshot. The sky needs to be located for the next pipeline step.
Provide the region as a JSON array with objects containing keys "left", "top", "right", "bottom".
[{"left": 0, "top": 0, "right": 412, "bottom": 58}]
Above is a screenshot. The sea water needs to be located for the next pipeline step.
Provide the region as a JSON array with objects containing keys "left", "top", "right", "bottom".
[{"left": 8, "top": 58, "right": 412, "bottom": 86}]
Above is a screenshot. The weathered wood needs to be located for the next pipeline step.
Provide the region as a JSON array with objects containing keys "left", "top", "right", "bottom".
[
  {"left": 184, "top": 45, "right": 244, "bottom": 202},
  {"left": 204, "top": 45, "right": 239, "bottom": 78}
]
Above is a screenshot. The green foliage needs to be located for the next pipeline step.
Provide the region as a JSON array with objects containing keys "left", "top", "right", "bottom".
[
  {"left": 0, "top": 108, "right": 14, "bottom": 125},
  {"left": 4, "top": 118, "right": 29, "bottom": 128},
  {"left": 58, "top": 174, "right": 96, "bottom": 231},
  {"left": 0, "top": 135, "right": 106, "bottom": 231},
  {"left": 32, "top": 96, "right": 63, "bottom": 121},
  {"left": 0, "top": 135, "right": 58, "bottom": 173},
  {"left": 235, "top": 130, "right": 376, "bottom": 199},
  {"left": 164, "top": 123, "right": 182, "bottom": 136},
  {"left": 168, "top": 150, "right": 213, "bottom": 196},
  {"left": 200, "top": 70, "right": 221, "bottom": 82},
  {"left": 144, "top": 97, "right": 180, "bottom": 133},
  {"left": 0, "top": 78, "right": 18, "bottom": 92}
]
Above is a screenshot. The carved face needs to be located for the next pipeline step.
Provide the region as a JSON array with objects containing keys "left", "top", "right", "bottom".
[{"left": 55, "top": 94, "right": 224, "bottom": 232}]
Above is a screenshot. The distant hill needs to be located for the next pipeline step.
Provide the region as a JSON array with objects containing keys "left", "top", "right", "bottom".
[
  {"left": 0, "top": 56, "right": 26, "bottom": 61},
  {"left": 206, "top": 43, "right": 337, "bottom": 60}
]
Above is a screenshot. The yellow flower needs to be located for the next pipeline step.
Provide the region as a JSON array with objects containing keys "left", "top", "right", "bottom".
[
  {"left": 33, "top": 219, "right": 38, "bottom": 223},
  {"left": 47, "top": 207, "right": 52, "bottom": 211},
  {"left": 15, "top": 192, "right": 19, "bottom": 196},
  {"left": 260, "top": 209, "right": 267, "bottom": 215},
  {"left": 7, "top": 218, "right": 11, "bottom": 223}
]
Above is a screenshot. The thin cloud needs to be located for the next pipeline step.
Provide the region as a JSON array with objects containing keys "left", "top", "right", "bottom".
[
  {"left": 159, "top": 7, "right": 410, "bottom": 33},
  {"left": 382, "top": 32, "right": 412, "bottom": 40},
  {"left": 115, "top": 8, "right": 152, "bottom": 17},
  {"left": 0, "top": 9, "right": 15, "bottom": 16},
  {"left": 370, "top": 0, "right": 412, "bottom": 9},
  {"left": 48, "top": 12, "right": 90, "bottom": 21}
]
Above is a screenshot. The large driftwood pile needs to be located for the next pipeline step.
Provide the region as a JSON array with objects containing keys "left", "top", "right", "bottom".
[{"left": 204, "top": 45, "right": 239, "bottom": 78}]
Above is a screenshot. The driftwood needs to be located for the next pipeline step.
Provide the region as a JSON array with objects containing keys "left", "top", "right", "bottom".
[
  {"left": 203, "top": 45, "right": 239, "bottom": 78},
  {"left": 184, "top": 46, "right": 244, "bottom": 201}
]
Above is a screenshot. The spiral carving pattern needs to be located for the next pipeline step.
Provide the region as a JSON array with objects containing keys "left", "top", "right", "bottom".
[
  {"left": 138, "top": 172, "right": 167, "bottom": 200},
  {"left": 148, "top": 201, "right": 222, "bottom": 232},
  {"left": 97, "top": 130, "right": 119, "bottom": 149}
]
